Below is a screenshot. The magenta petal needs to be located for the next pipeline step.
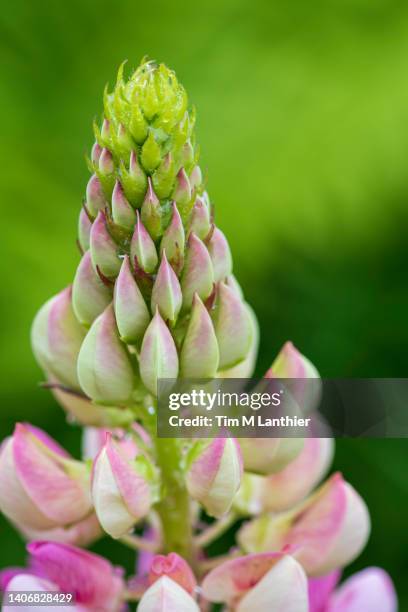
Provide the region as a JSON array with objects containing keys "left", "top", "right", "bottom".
[
  {"left": 327, "top": 568, "right": 397, "bottom": 612},
  {"left": 308, "top": 571, "right": 341, "bottom": 612},
  {"left": 27, "top": 541, "right": 125, "bottom": 610}
]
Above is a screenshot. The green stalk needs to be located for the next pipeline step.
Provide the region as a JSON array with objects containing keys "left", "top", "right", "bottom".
[{"left": 155, "top": 437, "right": 194, "bottom": 562}]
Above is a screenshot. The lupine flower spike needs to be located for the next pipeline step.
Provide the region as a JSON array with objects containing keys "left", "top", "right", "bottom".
[{"left": 0, "top": 58, "right": 397, "bottom": 612}]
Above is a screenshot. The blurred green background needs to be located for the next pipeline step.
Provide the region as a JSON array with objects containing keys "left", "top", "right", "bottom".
[{"left": 0, "top": 0, "right": 407, "bottom": 607}]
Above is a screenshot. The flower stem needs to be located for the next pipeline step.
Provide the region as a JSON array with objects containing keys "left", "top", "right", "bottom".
[
  {"left": 119, "top": 533, "right": 159, "bottom": 553},
  {"left": 154, "top": 437, "right": 194, "bottom": 562},
  {"left": 194, "top": 512, "right": 237, "bottom": 548}
]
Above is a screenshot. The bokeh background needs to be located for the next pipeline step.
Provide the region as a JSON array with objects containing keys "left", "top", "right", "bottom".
[{"left": 0, "top": 0, "right": 407, "bottom": 607}]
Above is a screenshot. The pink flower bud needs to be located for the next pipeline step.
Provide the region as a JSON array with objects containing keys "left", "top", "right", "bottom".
[
  {"left": 31, "top": 286, "right": 86, "bottom": 390},
  {"left": 148, "top": 553, "right": 197, "bottom": 595},
  {"left": 86, "top": 174, "right": 107, "bottom": 217},
  {"left": 141, "top": 178, "right": 162, "bottom": 240},
  {"left": 160, "top": 203, "right": 185, "bottom": 274},
  {"left": 26, "top": 542, "right": 124, "bottom": 611},
  {"left": 78, "top": 207, "right": 92, "bottom": 252},
  {"left": 189, "top": 196, "right": 211, "bottom": 240},
  {"left": 151, "top": 251, "right": 182, "bottom": 325},
  {"left": 238, "top": 473, "right": 371, "bottom": 576},
  {"left": 139, "top": 310, "right": 179, "bottom": 395},
  {"left": 201, "top": 551, "right": 308, "bottom": 611},
  {"left": 217, "top": 303, "right": 259, "bottom": 379},
  {"left": 77, "top": 304, "right": 136, "bottom": 404},
  {"left": 207, "top": 227, "right": 233, "bottom": 282},
  {"left": 139, "top": 576, "right": 199, "bottom": 612},
  {"left": 130, "top": 211, "right": 158, "bottom": 274},
  {"left": 181, "top": 233, "right": 214, "bottom": 309},
  {"left": 213, "top": 282, "right": 253, "bottom": 369},
  {"left": 172, "top": 168, "right": 191, "bottom": 207},
  {"left": 92, "top": 434, "right": 153, "bottom": 538},
  {"left": 0, "top": 424, "right": 92, "bottom": 531},
  {"left": 91, "top": 141, "right": 102, "bottom": 165},
  {"left": 114, "top": 255, "right": 150, "bottom": 344},
  {"left": 186, "top": 438, "right": 242, "bottom": 518},
  {"left": 189, "top": 165, "right": 202, "bottom": 191},
  {"left": 72, "top": 251, "right": 112, "bottom": 327},
  {"left": 180, "top": 294, "right": 219, "bottom": 377},
  {"left": 261, "top": 438, "right": 334, "bottom": 512},
  {"left": 90, "top": 211, "right": 121, "bottom": 278},
  {"left": 324, "top": 567, "right": 397, "bottom": 612},
  {"left": 266, "top": 341, "right": 321, "bottom": 414},
  {"left": 99, "top": 147, "right": 115, "bottom": 175},
  {"left": 112, "top": 180, "right": 136, "bottom": 231}
]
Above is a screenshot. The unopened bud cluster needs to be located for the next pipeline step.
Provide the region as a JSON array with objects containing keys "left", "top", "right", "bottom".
[{"left": 32, "top": 59, "right": 256, "bottom": 410}]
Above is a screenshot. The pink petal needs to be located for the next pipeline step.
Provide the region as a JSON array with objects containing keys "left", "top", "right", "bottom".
[
  {"left": 327, "top": 567, "right": 397, "bottom": 612},
  {"left": 308, "top": 571, "right": 341, "bottom": 612},
  {"left": 27, "top": 541, "right": 124, "bottom": 610},
  {"left": 149, "top": 553, "right": 197, "bottom": 595}
]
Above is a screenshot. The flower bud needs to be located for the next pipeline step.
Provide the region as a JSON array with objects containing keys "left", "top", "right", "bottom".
[
  {"left": 99, "top": 146, "right": 115, "bottom": 175},
  {"left": 141, "top": 178, "right": 162, "bottom": 240},
  {"left": 148, "top": 553, "right": 197, "bottom": 595},
  {"left": 238, "top": 438, "right": 304, "bottom": 476},
  {"left": 92, "top": 434, "right": 153, "bottom": 538},
  {"left": 130, "top": 210, "right": 158, "bottom": 274},
  {"left": 91, "top": 141, "right": 102, "bottom": 165},
  {"left": 78, "top": 207, "right": 92, "bottom": 252},
  {"left": 114, "top": 255, "right": 150, "bottom": 344},
  {"left": 77, "top": 304, "right": 136, "bottom": 404},
  {"left": 31, "top": 286, "right": 86, "bottom": 390},
  {"left": 160, "top": 203, "right": 185, "bottom": 273},
  {"left": 207, "top": 227, "right": 232, "bottom": 282},
  {"left": 130, "top": 104, "right": 148, "bottom": 144},
  {"left": 189, "top": 165, "right": 202, "bottom": 191},
  {"left": 86, "top": 174, "right": 107, "bottom": 217},
  {"left": 115, "top": 123, "right": 133, "bottom": 160},
  {"left": 139, "top": 310, "right": 179, "bottom": 395},
  {"left": 181, "top": 233, "right": 214, "bottom": 309},
  {"left": 172, "top": 168, "right": 191, "bottom": 211},
  {"left": 261, "top": 438, "right": 334, "bottom": 512},
  {"left": 112, "top": 180, "right": 136, "bottom": 231},
  {"left": 120, "top": 151, "right": 148, "bottom": 207},
  {"left": 217, "top": 304, "right": 259, "bottom": 379},
  {"left": 90, "top": 211, "right": 121, "bottom": 278},
  {"left": 266, "top": 341, "right": 321, "bottom": 414},
  {"left": 201, "top": 551, "right": 308, "bottom": 612},
  {"left": 189, "top": 196, "right": 211, "bottom": 240},
  {"left": 139, "top": 576, "right": 199, "bottom": 612},
  {"left": 325, "top": 567, "right": 397, "bottom": 612},
  {"left": 72, "top": 251, "right": 112, "bottom": 327},
  {"left": 186, "top": 438, "right": 242, "bottom": 517},
  {"left": 0, "top": 424, "right": 91, "bottom": 531},
  {"left": 151, "top": 252, "right": 182, "bottom": 325},
  {"left": 238, "top": 473, "right": 371, "bottom": 576},
  {"left": 213, "top": 282, "right": 252, "bottom": 369},
  {"left": 22, "top": 542, "right": 125, "bottom": 611},
  {"left": 141, "top": 131, "right": 162, "bottom": 173},
  {"left": 180, "top": 294, "right": 219, "bottom": 377},
  {"left": 152, "top": 153, "right": 175, "bottom": 199},
  {"left": 101, "top": 118, "right": 111, "bottom": 144}
]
